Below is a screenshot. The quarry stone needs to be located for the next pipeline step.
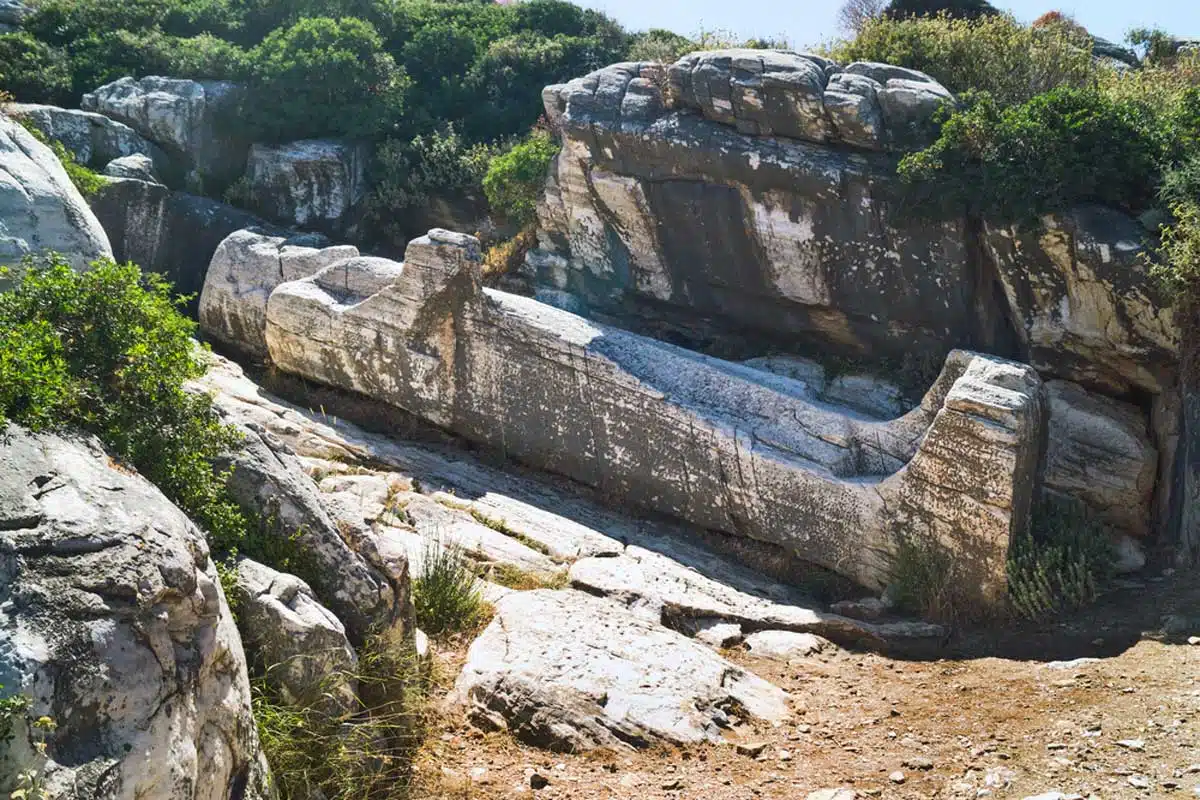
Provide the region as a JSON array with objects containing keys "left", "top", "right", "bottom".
[{"left": 452, "top": 589, "right": 790, "bottom": 751}]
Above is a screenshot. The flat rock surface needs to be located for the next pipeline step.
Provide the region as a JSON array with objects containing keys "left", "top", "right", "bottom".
[
  {"left": 569, "top": 546, "right": 945, "bottom": 645},
  {"left": 453, "top": 589, "right": 790, "bottom": 751}
]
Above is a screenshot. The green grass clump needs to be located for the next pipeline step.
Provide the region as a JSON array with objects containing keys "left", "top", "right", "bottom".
[
  {"left": 888, "top": 533, "right": 968, "bottom": 625},
  {"left": 1008, "top": 497, "right": 1115, "bottom": 621},
  {"left": 254, "top": 630, "right": 429, "bottom": 800},
  {"left": 412, "top": 537, "right": 489, "bottom": 638}
]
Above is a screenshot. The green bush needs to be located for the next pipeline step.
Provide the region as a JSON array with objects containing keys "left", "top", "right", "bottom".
[
  {"left": 830, "top": 13, "right": 1096, "bottom": 106},
  {"left": 365, "top": 126, "right": 498, "bottom": 249},
  {"left": 482, "top": 130, "right": 559, "bottom": 227},
  {"left": 897, "top": 87, "right": 1173, "bottom": 220},
  {"left": 412, "top": 537, "right": 488, "bottom": 637},
  {"left": 628, "top": 28, "right": 697, "bottom": 63},
  {"left": 244, "top": 16, "right": 408, "bottom": 142},
  {"left": 0, "top": 32, "right": 72, "bottom": 105},
  {"left": 0, "top": 256, "right": 248, "bottom": 551},
  {"left": 1008, "top": 497, "right": 1114, "bottom": 620}
]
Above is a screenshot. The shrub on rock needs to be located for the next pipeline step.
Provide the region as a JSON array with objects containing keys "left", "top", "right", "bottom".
[{"left": 0, "top": 255, "right": 247, "bottom": 548}]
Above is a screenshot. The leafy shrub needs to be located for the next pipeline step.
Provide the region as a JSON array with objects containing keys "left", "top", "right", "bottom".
[
  {"left": 459, "top": 30, "right": 624, "bottom": 141},
  {"left": 1008, "top": 497, "right": 1114, "bottom": 620},
  {"left": 244, "top": 16, "right": 408, "bottom": 142},
  {"left": 628, "top": 28, "right": 696, "bottom": 63},
  {"left": 412, "top": 537, "right": 488, "bottom": 637},
  {"left": 0, "top": 32, "right": 72, "bottom": 105},
  {"left": 830, "top": 13, "right": 1095, "bottom": 106},
  {"left": 365, "top": 125, "right": 497, "bottom": 247},
  {"left": 897, "top": 88, "right": 1174, "bottom": 220},
  {"left": 482, "top": 130, "right": 559, "bottom": 227},
  {"left": 0, "top": 256, "right": 248, "bottom": 551}
]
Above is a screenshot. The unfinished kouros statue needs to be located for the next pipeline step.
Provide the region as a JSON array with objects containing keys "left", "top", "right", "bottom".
[{"left": 201, "top": 228, "right": 1047, "bottom": 608}]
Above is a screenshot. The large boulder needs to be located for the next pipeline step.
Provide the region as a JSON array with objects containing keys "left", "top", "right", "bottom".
[
  {"left": 0, "top": 425, "right": 271, "bottom": 799},
  {"left": 87, "top": 177, "right": 289, "bottom": 306},
  {"left": 199, "top": 228, "right": 358, "bottom": 357},
  {"left": 243, "top": 140, "right": 369, "bottom": 234},
  {"left": 1045, "top": 380, "right": 1158, "bottom": 538},
  {"left": 532, "top": 59, "right": 982, "bottom": 367},
  {"left": 665, "top": 51, "right": 951, "bottom": 151},
  {"left": 8, "top": 103, "right": 174, "bottom": 182},
  {"left": 984, "top": 205, "right": 1179, "bottom": 395},
  {"left": 453, "top": 589, "right": 789, "bottom": 751},
  {"left": 231, "top": 558, "right": 359, "bottom": 712},
  {"left": 81, "top": 76, "right": 249, "bottom": 192},
  {"left": 0, "top": 113, "right": 111, "bottom": 270}
]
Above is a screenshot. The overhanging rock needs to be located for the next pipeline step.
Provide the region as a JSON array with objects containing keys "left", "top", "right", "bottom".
[{"left": 203, "top": 229, "right": 1046, "bottom": 608}]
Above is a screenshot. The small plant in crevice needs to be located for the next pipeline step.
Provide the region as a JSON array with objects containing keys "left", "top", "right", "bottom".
[
  {"left": 888, "top": 532, "right": 971, "bottom": 625},
  {"left": 1008, "top": 496, "right": 1115, "bottom": 621},
  {"left": 412, "top": 537, "right": 490, "bottom": 638}
]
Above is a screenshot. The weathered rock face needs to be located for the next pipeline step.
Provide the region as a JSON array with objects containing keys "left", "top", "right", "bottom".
[
  {"left": 667, "top": 52, "right": 951, "bottom": 151},
  {"left": 984, "top": 206, "right": 1179, "bottom": 396},
  {"left": 87, "top": 177, "right": 287, "bottom": 304},
  {"left": 0, "top": 0, "right": 30, "bottom": 27},
  {"left": 81, "top": 76, "right": 249, "bottom": 192},
  {"left": 202, "top": 228, "right": 1045, "bottom": 607},
  {"left": 0, "top": 114, "right": 111, "bottom": 270},
  {"left": 532, "top": 57, "right": 1178, "bottom": 407},
  {"left": 200, "top": 228, "right": 358, "bottom": 357},
  {"left": 531, "top": 59, "right": 986, "bottom": 367},
  {"left": 8, "top": 103, "right": 174, "bottom": 182},
  {"left": 1044, "top": 380, "right": 1157, "bottom": 538},
  {"left": 453, "top": 589, "right": 790, "bottom": 751},
  {"left": 232, "top": 558, "right": 358, "bottom": 712},
  {"left": 0, "top": 425, "right": 270, "bottom": 799},
  {"left": 214, "top": 419, "right": 409, "bottom": 643},
  {"left": 244, "top": 140, "right": 369, "bottom": 233}
]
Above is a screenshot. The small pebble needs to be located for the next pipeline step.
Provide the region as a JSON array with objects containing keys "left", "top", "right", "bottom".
[
  {"left": 530, "top": 772, "right": 550, "bottom": 790},
  {"left": 1116, "top": 739, "right": 1146, "bottom": 751},
  {"left": 889, "top": 771, "right": 906, "bottom": 784}
]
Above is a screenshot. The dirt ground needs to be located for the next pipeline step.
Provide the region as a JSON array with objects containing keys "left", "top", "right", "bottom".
[{"left": 411, "top": 574, "right": 1200, "bottom": 800}]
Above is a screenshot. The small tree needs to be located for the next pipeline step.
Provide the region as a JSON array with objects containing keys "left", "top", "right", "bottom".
[
  {"left": 838, "top": 0, "right": 886, "bottom": 35},
  {"left": 244, "top": 16, "right": 408, "bottom": 142},
  {"left": 884, "top": 0, "right": 999, "bottom": 21}
]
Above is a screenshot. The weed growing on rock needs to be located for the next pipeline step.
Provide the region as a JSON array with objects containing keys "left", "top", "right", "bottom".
[
  {"left": 889, "top": 533, "right": 970, "bottom": 624},
  {"left": 1008, "top": 497, "right": 1115, "bottom": 620},
  {"left": 413, "top": 537, "right": 490, "bottom": 638},
  {"left": 12, "top": 117, "right": 105, "bottom": 196}
]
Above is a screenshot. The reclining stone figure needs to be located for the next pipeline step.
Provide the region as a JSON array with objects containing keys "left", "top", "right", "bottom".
[{"left": 201, "top": 228, "right": 1047, "bottom": 610}]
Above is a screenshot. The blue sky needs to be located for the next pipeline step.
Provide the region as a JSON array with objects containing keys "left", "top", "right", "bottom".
[{"left": 576, "top": 0, "right": 1199, "bottom": 50}]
